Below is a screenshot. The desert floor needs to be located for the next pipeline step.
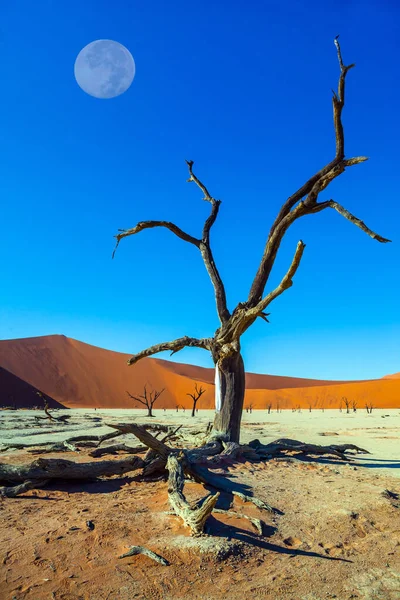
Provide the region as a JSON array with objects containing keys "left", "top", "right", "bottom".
[{"left": 1, "top": 409, "right": 400, "bottom": 600}]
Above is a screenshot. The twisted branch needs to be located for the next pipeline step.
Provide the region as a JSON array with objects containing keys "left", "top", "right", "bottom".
[
  {"left": 113, "top": 221, "right": 199, "bottom": 258},
  {"left": 113, "top": 161, "right": 229, "bottom": 324},
  {"left": 246, "top": 37, "right": 389, "bottom": 308},
  {"left": 186, "top": 160, "right": 230, "bottom": 322},
  {"left": 126, "top": 335, "right": 211, "bottom": 366}
]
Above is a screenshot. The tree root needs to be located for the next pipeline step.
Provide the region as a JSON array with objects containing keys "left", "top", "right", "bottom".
[
  {"left": 167, "top": 454, "right": 220, "bottom": 535},
  {"left": 142, "top": 455, "right": 167, "bottom": 478},
  {"left": 0, "top": 479, "right": 49, "bottom": 498},
  {"left": 0, "top": 420, "right": 371, "bottom": 546},
  {"left": 188, "top": 463, "right": 275, "bottom": 513},
  {"left": 249, "top": 438, "right": 369, "bottom": 460},
  {"left": 118, "top": 545, "right": 169, "bottom": 565},
  {"left": 213, "top": 509, "right": 264, "bottom": 535}
]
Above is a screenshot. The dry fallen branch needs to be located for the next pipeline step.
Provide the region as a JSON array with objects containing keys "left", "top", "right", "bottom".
[
  {"left": 0, "top": 456, "right": 144, "bottom": 485},
  {"left": 0, "top": 432, "right": 124, "bottom": 454},
  {"left": 160, "top": 424, "right": 183, "bottom": 443},
  {"left": 89, "top": 444, "right": 146, "bottom": 458},
  {"left": 118, "top": 545, "right": 169, "bottom": 566},
  {"left": 27, "top": 441, "right": 79, "bottom": 454},
  {"left": 106, "top": 423, "right": 171, "bottom": 459}
]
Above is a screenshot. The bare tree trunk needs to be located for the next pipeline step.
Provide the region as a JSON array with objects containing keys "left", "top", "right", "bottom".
[
  {"left": 147, "top": 407, "right": 153, "bottom": 417},
  {"left": 191, "top": 403, "right": 196, "bottom": 417},
  {"left": 213, "top": 352, "right": 245, "bottom": 443}
]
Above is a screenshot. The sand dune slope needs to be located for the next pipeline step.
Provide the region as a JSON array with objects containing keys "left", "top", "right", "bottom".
[
  {"left": 0, "top": 335, "right": 399, "bottom": 409},
  {"left": 0, "top": 366, "right": 65, "bottom": 409}
]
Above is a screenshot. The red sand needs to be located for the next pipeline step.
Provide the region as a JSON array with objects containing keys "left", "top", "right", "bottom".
[{"left": 0, "top": 334, "right": 399, "bottom": 410}]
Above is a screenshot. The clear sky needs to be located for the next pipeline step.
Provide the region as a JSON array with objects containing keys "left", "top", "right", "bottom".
[{"left": 1, "top": 0, "right": 399, "bottom": 380}]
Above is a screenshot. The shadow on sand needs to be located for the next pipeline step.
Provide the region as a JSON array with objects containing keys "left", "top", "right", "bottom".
[
  {"left": 16, "top": 469, "right": 355, "bottom": 562},
  {"left": 294, "top": 455, "right": 400, "bottom": 469}
]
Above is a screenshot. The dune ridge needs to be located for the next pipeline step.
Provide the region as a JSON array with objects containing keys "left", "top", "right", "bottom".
[{"left": 0, "top": 335, "right": 399, "bottom": 410}]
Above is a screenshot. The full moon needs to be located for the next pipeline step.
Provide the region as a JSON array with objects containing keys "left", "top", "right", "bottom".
[{"left": 74, "top": 40, "right": 135, "bottom": 99}]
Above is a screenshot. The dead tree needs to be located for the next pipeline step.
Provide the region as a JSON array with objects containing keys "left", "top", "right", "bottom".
[
  {"left": 365, "top": 401, "right": 374, "bottom": 414},
  {"left": 187, "top": 383, "right": 206, "bottom": 417},
  {"left": 112, "top": 38, "right": 389, "bottom": 443},
  {"left": 352, "top": 400, "right": 358, "bottom": 413},
  {"left": 342, "top": 396, "right": 351, "bottom": 414},
  {"left": 127, "top": 386, "right": 164, "bottom": 417},
  {"left": 266, "top": 402, "right": 272, "bottom": 414},
  {"left": 35, "top": 392, "right": 70, "bottom": 423}
]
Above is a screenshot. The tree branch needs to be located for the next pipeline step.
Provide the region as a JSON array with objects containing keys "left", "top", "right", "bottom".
[
  {"left": 247, "top": 37, "right": 370, "bottom": 307},
  {"left": 333, "top": 35, "right": 355, "bottom": 159},
  {"left": 249, "top": 241, "right": 306, "bottom": 315},
  {"left": 112, "top": 220, "right": 200, "bottom": 258},
  {"left": 314, "top": 200, "right": 391, "bottom": 243},
  {"left": 126, "top": 336, "right": 211, "bottom": 366},
  {"left": 126, "top": 391, "right": 149, "bottom": 408},
  {"left": 113, "top": 161, "right": 230, "bottom": 325},
  {"left": 186, "top": 160, "right": 230, "bottom": 323}
]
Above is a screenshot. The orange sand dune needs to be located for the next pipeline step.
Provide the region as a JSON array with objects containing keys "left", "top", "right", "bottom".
[
  {"left": 382, "top": 372, "right": 400, "bottom": 380},
  {"left": 0, "top": 335, "right": 399, "bottom": 410},
  {"left": 159, "top": 360, "right": 357, "bottom": 390}
]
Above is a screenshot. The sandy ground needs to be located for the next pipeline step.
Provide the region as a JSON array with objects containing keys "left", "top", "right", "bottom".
[{"left": 1, "top": 409, "right": 400, "bottom": 600}]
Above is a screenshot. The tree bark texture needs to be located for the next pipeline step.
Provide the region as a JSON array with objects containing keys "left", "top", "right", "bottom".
[{"left": 212, "top": 352, "right": 245, "bottom": 444}]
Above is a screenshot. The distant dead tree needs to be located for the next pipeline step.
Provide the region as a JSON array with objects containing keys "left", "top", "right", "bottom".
[
  {"left": 112, "top": 37, "right": 389, "bottom": 443},
  {"left": 127, "top": 386, "right": 164, "bottom": 417},
  {"left": 187, "top": 383, "right": 206, "bottom": 417},
  {"left": 35, "top": 391, "right": 69, "bottom": 423},
  {"left": 352, "top": 400, "right": 358, "bottom": 413},
  {"left": 248, "top": 403, "right": 253, "bottom": 414},
  {"left": 266, "top": 402, "right": 272, "bottom": 414},
  {"left": 365, "top": 401, "right": 374, "bottom": 414},
  {"left": 342, "top": 396, "right": 351, "bottom": 414},
  {"left": 307, "top": 400, "right": 313, "bottom": 413}
]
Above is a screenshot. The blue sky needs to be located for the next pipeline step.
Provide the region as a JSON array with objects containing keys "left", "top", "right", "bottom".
[{"left": 1, "top": 0, "right": 399, "bottom": 380}]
